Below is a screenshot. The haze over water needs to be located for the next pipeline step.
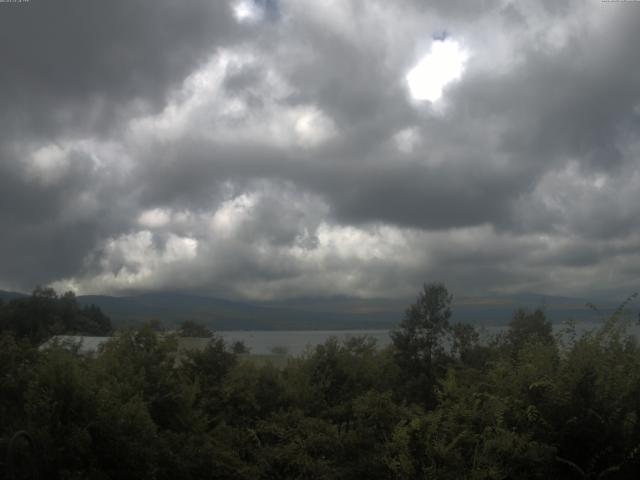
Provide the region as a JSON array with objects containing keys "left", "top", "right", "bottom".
[{"left": 219, "top": 321, "right": 640, "bottom": 356}]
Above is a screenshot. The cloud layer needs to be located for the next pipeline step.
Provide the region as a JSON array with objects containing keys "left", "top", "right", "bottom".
[{"left": 1, "top": 0, "right": 639, "bottom": 300}]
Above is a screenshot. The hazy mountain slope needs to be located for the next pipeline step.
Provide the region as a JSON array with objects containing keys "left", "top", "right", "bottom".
[
  {"left": 3, "top": 289, "right": 633, "bottom": 330},
  {"left": 0, "top": 290, "right": 28, "bottom": 302},
  {"left": 77, "top": 292, "right": 395, "bottom": 330},
  {"left": 260, "top": 293, "right": 632, "bottom": 327}
]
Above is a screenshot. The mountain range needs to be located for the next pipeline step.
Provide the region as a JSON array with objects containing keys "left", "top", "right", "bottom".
[{"left": 3, "top": 289, "right": 637, "bottom": 330}]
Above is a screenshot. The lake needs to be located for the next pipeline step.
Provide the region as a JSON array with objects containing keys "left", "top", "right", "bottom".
[
  {"left": 218, "top": 320, "right": 638, "bottom": 356},
  {"left": 39, "top": 320, "right": 637, "bottom": 358},
  {"left": 218, "top": 329, "right": 392, "bottom": 355}
]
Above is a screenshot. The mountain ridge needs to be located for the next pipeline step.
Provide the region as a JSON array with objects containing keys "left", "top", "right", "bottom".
[{"left": 1, "top": 289, "right": 635, "bottom": 330}]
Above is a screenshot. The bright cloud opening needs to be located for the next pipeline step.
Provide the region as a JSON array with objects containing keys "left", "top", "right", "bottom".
[
  {"left": 233, "top": 1, "right": 262, "bottom": 23},
  {"left": 294, "top": 107, "right": 336, "bottom": 147},
  {"left": 406, "top": 39, "right": 469, "bottom": 102}
]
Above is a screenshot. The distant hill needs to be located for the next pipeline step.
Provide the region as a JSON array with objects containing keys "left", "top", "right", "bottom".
[
  {"left": 76, "top": 292, "right": 396, "bottom": 330},
  {"left": 3, "top": 289, "right": 636, "bottom": 330},
  {"left": 451, "top": 293, "right": 615, "bottom": 326},
  {"left": 261, "top": 293, "right": 631, "bottom": 327},
  {"left": 0, "top": 290, "right": 28, "bottom": 302}
]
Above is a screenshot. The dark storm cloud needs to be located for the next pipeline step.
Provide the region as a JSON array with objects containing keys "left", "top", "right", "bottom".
[
  {"left": 2, "top": 0, "right": 640, "bottom": 298},
  {"left": 0, "top": 145, "right": 130, "bottom": 288},
  {"left": 317, "top": 162, "right": 521, "bottom": 229},
  {"left": 463, "top": 39, "right": 639, "bottom": 173},
  {"left": 0, "top": 0, "right": 237, "bottom": 139},
  {"left": 131, "top": 133, "right": 527, "bottom": 231},
  {"left": 0, "top": 0, "right": 238, "bottom": 290}
]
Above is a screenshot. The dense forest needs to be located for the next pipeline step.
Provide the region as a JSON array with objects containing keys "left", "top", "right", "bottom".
[
  {"left": 0, "top": 287, "right": 112, "bottom": 343},
  {"left": 2, "top": 285, "right": 640, "bottom": 479}
]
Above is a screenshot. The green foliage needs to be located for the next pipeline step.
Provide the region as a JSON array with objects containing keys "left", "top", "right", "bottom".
[
  {"left": 0, "top": 333, "right": 38, "bottom": 434},
  {"left": 391, "top": 283, "right": 453, "bottom": 406},
  {"left": 232, "top": 340, "right": 250, "bottom": 354},
  {"left": 2, "top": 285, "right": 640, "bottom": 479},
  {"left": 451, "top": 321, "right": 489, "bottom": 368},
  {"left": 178, "top": 319, "right": 213, "bottom": 338},
  {"left": 505, "top": 308, "right": 554, "bottom": 353},
  {"left": 0, "top": 287, "right": 111, "bottom": 343},
  {"left": 24, "top": 345, "right": 158, "bottom": 479}
]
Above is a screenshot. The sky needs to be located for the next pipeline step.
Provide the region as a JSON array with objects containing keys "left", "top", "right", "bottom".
[{"left": 1, "top": 0, "right": 639, "bottom": 301}]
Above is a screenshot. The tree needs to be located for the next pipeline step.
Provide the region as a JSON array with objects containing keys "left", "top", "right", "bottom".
[
  {"left": 451, "top": 322, "right": 487, "bottom": 368},
  {"left": 506, "top": 308, "right": 553, "bottom": 353},
  {"left": 78, "top": 304, "right": 112, "bottom": 335},
  {"left": 179, "top": 336, "right": 237, "bottom": 421},
  {"left": 0, "top": 287, "right": 111, "bottom": 342},
  {"left": 177, "top": 320, "right": 213, "bottom": 338},
  {"left": 231, "top": 340, "right": 250, "bottom": 354},
  {"left": 391, "top": 283, "right": 453, "bottom": 406}
]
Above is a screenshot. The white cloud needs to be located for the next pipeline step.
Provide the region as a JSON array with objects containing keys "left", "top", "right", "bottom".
[
  {"left": 293, "top": 107, "right": 336, "bottom": 147},
  {"left": 26, "top": 144, "right": 71, "bottom": 184},
  {"left": 128, "top": 48, "right": 336, "bottom": 151},
  {"left": 138, "top": 208, "right": 172, "bottom": 228},
  {"left": 210, "top": 193, "right": 257, "bottom": 237},
  {"left": 54, "top": 231, "right": 199, "bottom": 294}
]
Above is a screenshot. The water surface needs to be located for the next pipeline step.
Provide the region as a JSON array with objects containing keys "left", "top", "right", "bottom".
[{"left": 219, "top": 329, "right": 391, "bottom": 355}]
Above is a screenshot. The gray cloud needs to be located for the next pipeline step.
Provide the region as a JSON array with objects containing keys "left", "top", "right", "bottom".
[
  {"left": 0, "top": 0, "right": 238, "bottom": 289},
  {"left": 1, "top": 0, "right": 640, "bottom": 300},
  {"left": 0, "top": 0, "right": 238, "bottom": 140}
]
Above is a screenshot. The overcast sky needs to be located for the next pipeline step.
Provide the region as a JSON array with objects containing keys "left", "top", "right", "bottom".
[{"left": 1, "top": 0, "right": 639, "bottom": 300}]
